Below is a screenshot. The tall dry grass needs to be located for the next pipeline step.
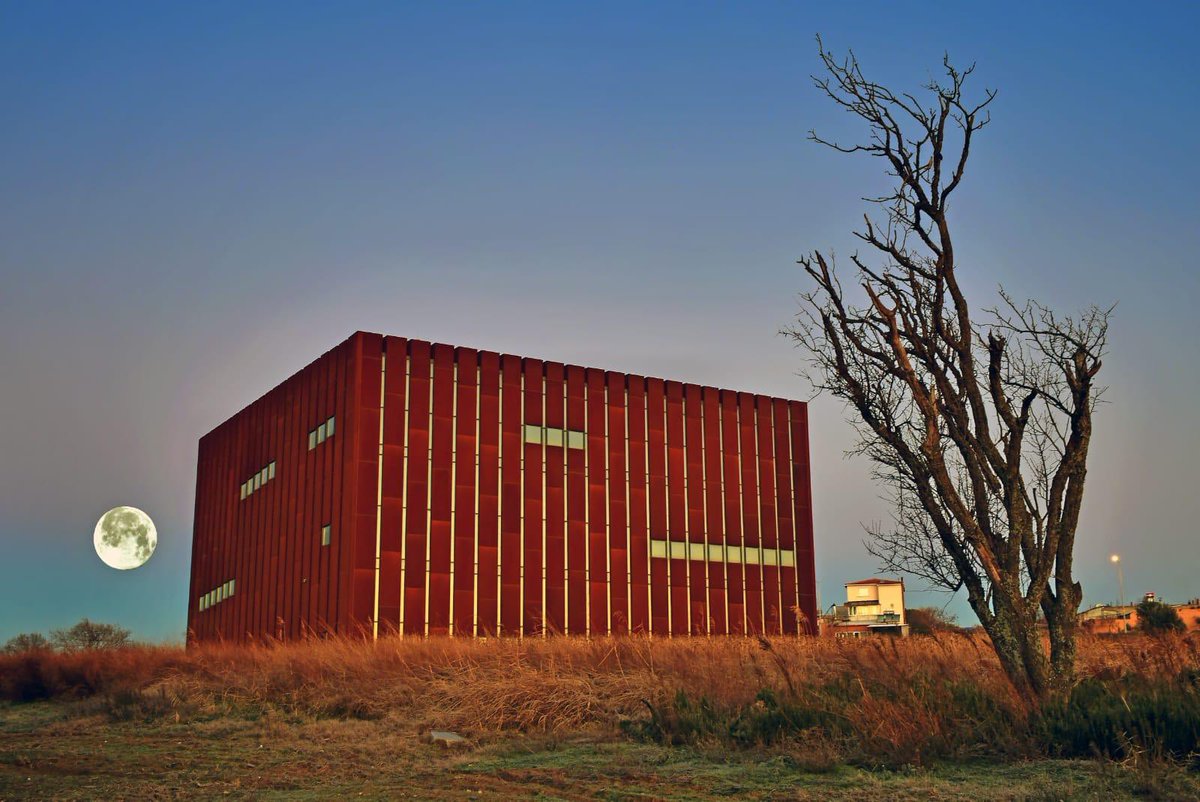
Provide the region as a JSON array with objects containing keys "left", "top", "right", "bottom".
[{"left": 3, "top": 632, "right": 1199, "bottom": 765}]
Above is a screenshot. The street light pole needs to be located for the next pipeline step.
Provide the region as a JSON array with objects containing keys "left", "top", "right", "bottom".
[{"left": 1110, "top": 554, "right": 1124, "bottom": 608}]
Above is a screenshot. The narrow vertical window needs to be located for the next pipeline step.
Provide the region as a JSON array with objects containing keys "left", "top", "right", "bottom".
[
  {"left": 317, "top": 422, "right": 327, "bottom": 443},
  {"left": 321, "top": 524, "right": 331, "bottom": 546},
  {"left": 326, "top": 416, "right": 335, "bottom": 437},
  {"left": 309, "top": 431, "right": 317, "bottom": 450},
  {"left": 240, "top": 483, "right": 247, "bottom": 500},
  {"left": 230, "top": 579, "right": 236, "bottom": 596},
  {"left": 268, "top": 461, "right": 276, "bottom": 480},
  {"left": 253, "top": 474, "right": 261, "bottom": 491}
]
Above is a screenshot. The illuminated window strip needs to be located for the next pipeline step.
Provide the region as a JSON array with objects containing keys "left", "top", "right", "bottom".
[
  {"left": 649, "top": 537, "right": 796, "bottom": 567},
  {"left": 240, "top": 461, "right": 276, "bottom": 500},
  {"left": 522, "top": 423, "right": 585, "bottom": 450},
  {"left": 307, "top": 415, "right": 336, "bottom": 451},
  {"left": 198, "top": 578, "right": 236, "bottom": 611}
]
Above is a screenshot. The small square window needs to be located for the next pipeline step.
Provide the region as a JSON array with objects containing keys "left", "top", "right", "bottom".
[
  {"left": 522, "top": 424, "right": 543, "bottom": 444},
  {"left": 546, "top": 428, "right": 564, "bottom": 447},
  {"left": 326, "top": 416, "right": 335, "bottom": 437},
  {"left": 309, "top": 431, "right": 317, "bottom": 450},
  {"left": 268, "top": 461, "right": 276, "bottom": 480},
  {"left": 321, "top": 524, "right": 331, "bottom": 546},
  {"left": 567, "top": 430, "right": 586, "bottom": 450}
]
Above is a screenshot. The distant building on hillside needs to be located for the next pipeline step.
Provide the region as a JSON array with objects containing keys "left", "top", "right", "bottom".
[
  {"left": 1080, "top": 592, "right": 1200, "bottom": 634},
  {"left": 820, "top": 577, "right": 909, "bottom": 638}
]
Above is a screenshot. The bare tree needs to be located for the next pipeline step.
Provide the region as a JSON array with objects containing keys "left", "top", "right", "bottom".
[
  {"left": 50, "top": 619, "right": 132, "bottom": 651},
  {"left": 2, "top": 632, "right": 50, "bottom": 653},
  {"left": 787, "top": 39, "right": 1110, "bottom": 700}
]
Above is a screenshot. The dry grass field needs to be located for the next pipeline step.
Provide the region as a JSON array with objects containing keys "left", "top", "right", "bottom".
[{"left": 3, "top": 632, "right": 1200, "bottom": 799}]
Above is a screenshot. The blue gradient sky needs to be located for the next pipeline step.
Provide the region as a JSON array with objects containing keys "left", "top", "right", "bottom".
[{"left": 2, "top": 3, "right": 1197, "bottom": 642}]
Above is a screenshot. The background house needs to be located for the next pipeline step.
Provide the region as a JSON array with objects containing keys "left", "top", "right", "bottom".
[
  {"left": 1080, "top": 592, "right": 1200, "bottom": 634},
  {"left": 821, "top": 578, "right": 909, "bottom": 638}
]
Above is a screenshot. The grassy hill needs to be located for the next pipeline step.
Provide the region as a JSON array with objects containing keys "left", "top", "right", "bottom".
[{"left": 3, "top": 633, "right": 1199, "bottom": 799}]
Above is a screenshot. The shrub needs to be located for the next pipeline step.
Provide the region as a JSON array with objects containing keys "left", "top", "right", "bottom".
[
  {"left": 1137, "top": 600, "right": 1186, "bottom": 635},
  {"left": 1036, "top": 672, "right": 1200, "bottom": 759},
  {"left": 50, "top": 619, "right": 131, "bottom": 651},
  {"left": 906, "top": 607, "right": 962, "bottom": 636},
  {"left": 2, "top": 632, "right": 50, "bottom": 653}
]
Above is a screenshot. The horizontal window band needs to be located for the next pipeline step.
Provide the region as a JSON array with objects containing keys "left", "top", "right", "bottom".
[
  {"left": 649, "top": 537, "right": 797, "bottom": 567},
  {"left": 522, "top": 423, "right": 586, "bottom": 449}
]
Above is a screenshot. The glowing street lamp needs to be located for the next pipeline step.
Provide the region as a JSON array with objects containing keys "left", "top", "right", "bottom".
[{"left": 1110, "top": 554, "right": 1124, "bottom": 608}]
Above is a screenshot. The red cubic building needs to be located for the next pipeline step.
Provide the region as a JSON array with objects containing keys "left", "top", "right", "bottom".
[{"left": 187, "top": 332, "right": 816, "bottom": 643}]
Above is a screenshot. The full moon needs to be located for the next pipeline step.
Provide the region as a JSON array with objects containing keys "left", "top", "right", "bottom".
[{"left": 93, "top": 506, "right": 157, "bottom": 570}]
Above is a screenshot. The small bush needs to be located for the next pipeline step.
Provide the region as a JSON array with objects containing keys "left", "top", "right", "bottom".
[
  {"left": 1036, "top": 672, "right": 1200, "bottom": 759},
  {"left": 907, "top": 607, "right": 962, "bottom": 636},
  {"left": 101, "top": 687, "right": 184, "bottom": 722},
  {"left": 50, "top": 619, "right": 131, "bottom": 651},
  {"left": 2, "top": 632, "right": 50, "bottom": 653},
  {"left": 1138, "top": 601, "right": 1186, "bottom": 635},
  {"left": 1, "top": 655, "right": 52, "bottom": 701}
]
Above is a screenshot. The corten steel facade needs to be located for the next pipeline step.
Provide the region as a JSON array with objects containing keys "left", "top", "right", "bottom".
[{"left": 187, "top": 332, "right": 817, "bottom": 643}]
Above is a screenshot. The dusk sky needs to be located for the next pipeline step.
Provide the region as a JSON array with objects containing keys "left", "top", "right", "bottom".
[{"left": 2, "top": 2, "right": 1197, "bottom": 642}]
